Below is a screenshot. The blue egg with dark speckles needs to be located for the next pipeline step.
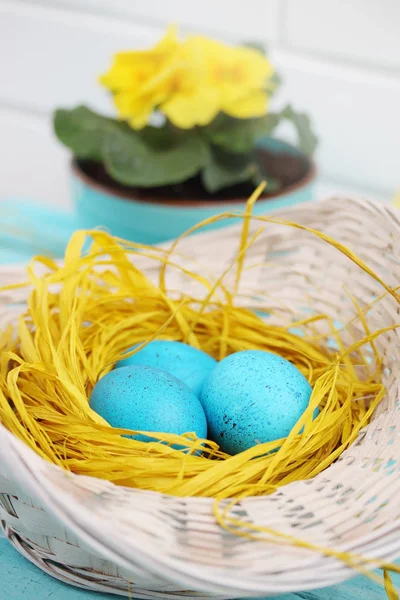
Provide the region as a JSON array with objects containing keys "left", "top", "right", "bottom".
[
  {"left": 90, "top": 365, "right": 207, "bottom": 444},
  {"left": 201, "top": 350, "right": 314, "bottom": 455},
  {"left": 117, "top": 340, "right": 217, "bottom": 397}
]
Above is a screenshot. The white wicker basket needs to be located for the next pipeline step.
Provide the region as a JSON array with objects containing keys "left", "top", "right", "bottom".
[{"left": 0, "top": 196, "right": 399, "bottom": 598}]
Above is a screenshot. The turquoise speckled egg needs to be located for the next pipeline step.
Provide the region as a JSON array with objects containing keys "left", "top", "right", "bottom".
[
  {"left": 117, "top": 340, "right": 217, "bottom": 397},
  {"left": 90, "top": 365, "right": 207, "bottom": 443},
  {"left": 201, "top": 350, "right": 313, "bottom": 455}
]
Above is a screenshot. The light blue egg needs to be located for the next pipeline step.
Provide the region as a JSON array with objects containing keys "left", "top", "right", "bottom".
[
  {"left": 117, "top": 340, "right": 217, "bottom": 398},
  {"left": 201, "top": 350, "right": 314, "bottom": 455},
  {"left": 90, "top": 365, "right": 207, "bottom": 445}
]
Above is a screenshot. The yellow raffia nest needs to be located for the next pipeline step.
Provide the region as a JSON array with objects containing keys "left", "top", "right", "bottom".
[{"left": 0, "top": 190, "right": 397, "bottom": 505}]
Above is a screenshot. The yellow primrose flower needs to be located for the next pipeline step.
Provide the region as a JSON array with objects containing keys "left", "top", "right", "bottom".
[
  {"left": 161, "top": 87, "right": 220, "bottom": 129},
  {"left": 157, "top": 38, "right": 220, "bottom": 129},
  {"left": 193, "top": 37, "right": 272, "bottom": 92},
  {"left": 100, "top": 26, "right": 274, "bottom": 129},
  {"left": 99, "top": 25, "right": 179, "bottom": 128},
  {"left": 100, "top": 24, "right": 177, "bottom": 90},
  {"left": 183, "top": 36, "right": 273, "bottom": 120},
  {"left": 159, "top": 36, "right": 274, "bottom": 128}
]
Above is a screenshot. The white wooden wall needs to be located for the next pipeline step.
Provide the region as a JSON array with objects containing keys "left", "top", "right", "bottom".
[{"left": 1, "top": 0, "right": 399, "bottom": 208}]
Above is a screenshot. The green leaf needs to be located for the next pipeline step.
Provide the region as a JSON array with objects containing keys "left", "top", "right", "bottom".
[
  {"left": 280, "top": 104, "right": 318, "bottom": 155},
  {"left": 202, "top": 150, "right": 258, "bottom": 193},
  {"left": 251, "top": 169, "right": 281, "bottom": 193},
  {"left": 53, "top": 105, "right": 121, "bottom": 161},
  {"left": 103, "top": 127, "right": 211, "bottom": 187},
  {"left": 138, "top": 122, "right": 188, "bottom": 150},
  {"left": 242, "top": 40, "right": 267, "bottom": 55},
  {"left": 204, "top": 113, "right": 281, "bottom": 154},
  {"left": 54, "top": 107, "right": 212, "bottom": 187},
  {"left": 266, "top": 71, "right": 282, "bottom": 96},
  {"left": 204, "top": 104, "right": 318, "bottom": 157}
]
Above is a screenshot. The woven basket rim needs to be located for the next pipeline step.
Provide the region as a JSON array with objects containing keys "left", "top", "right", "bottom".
[{"left": 0, "top": 195, "right": 399, "bottom": 598}]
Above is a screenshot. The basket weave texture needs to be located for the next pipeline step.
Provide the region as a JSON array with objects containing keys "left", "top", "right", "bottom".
[{"left": 0, "top": 197, "right": 399, "bottom": 599}]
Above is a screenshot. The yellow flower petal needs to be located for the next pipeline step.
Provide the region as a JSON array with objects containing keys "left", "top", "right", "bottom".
[
  {"left": 185, "top": 36, "right": 273, "bottom": 92},
  {"left": 99, "top": 25, "right": 179, "bottom": 95},
  {"left": 128, "top": 112, "right": 152, "bottom": 130},
  {"left": 114, "top": 24, "right": 178, "bottom": 65},
  {"left": 99, "top": 63, "right": 154, "bottom": 92},
  {"left": 223, "top": 90, "right": 269, "bottom": 119},
  {"left": 162, "top": 88, "right": 220, "bottom": 129},
  {"left": 140, "top": 60, "right": 183, "bottom": 96},
  {"left": 229, "top": 46, "right": 274, "bottom": 87},
  {"left": 114, "top": 92, "right": 160, "bottom": 129}
]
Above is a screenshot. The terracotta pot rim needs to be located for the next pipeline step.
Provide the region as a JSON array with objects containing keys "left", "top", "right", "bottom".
[{"left": 71, "top": 153, "right": 317, "bottom": 209}]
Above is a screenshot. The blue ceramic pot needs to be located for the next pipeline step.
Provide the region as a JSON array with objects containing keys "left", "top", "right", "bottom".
[{"left": 72, "top": 139, "right": 316, "bottom": 245}]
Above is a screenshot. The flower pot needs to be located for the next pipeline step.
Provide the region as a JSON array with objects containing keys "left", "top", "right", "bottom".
[{"left": 72, "top": 138, "right": 316, "bottom": 245}]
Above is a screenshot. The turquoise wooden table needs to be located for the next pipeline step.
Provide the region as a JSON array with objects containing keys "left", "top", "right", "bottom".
[{"left": 0, "top": 198, "right": 398, "bottom": 600}]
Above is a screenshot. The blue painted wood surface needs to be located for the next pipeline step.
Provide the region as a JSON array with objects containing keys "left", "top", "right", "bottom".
[{"left": 0, "top": 198, "right": 398, "bottom": 599}]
